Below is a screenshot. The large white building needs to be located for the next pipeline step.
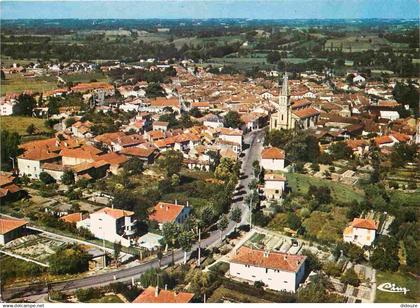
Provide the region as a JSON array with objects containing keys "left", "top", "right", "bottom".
[
  {"left": 17, "top": 149, "right": 61, "bottom": 179},
  {"left": 261, "top": 147, "right": 285, "bottom": 171},
  {"left": 343, "top": 218, "right": 377, "bottom": 247},
  {"left": 229, "top": 246, "right": 306, "bottom": 293},
  {"left": 77, "top": 207, "right": 137, "bottom": 247}
]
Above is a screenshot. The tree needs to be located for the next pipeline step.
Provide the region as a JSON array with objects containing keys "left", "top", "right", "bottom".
[
  {"left": 179, "top": 231, "right": 194, "bottom": 264},
  {"left": 223, "top": 111, "right": 243, "bottom": 128},
  {"left": 75, "top": 288, "right": 101, "bottom": 302},
  {"left": 145, "top": 82, "right": 165, "bottom": 98},
  {"left": 0, "top": 70, "right": 5, "bottom": 80},
  {"left": 113, "top": 241, "right": 122, "bottom": 263},
  {"left": 371, "top": 236, "right": 400, "bottom": 271},
  {"left": 1, "top": 130, "right": 21, "bottom": 170},
  {"left": 214, "top": 158, "right": 239, "bottom": 182},
  {"left": 26, "top": 124, "right": 36, "bottom": 135},
  {"left": 123, "top": 157, "right": 144, "bottom": 175},
  {"left": 301, "top": 249, "right": 321, "bottom": 272},
  {"left": 189, "top": 107, "right": 202, "bottom": 118},
  {"left": 61, "top": 170, "right": 75, "bottom": 185},
  {"left": 48, "top": 244, "right": 90, "bottom": 275},
  {"left": 217, "top": 215, "right": 229, "bottom": 241},
  {"left": 14, "top": 94, "right": 36, "bottom": 116},
  {"left": 199, "top": 206, "right": 215, "bottom": 226},
  {"left": 389, "top": 143, "right": 417, "bottom": 168},
  {"left": 180, "top": 113, "right": 193, "bottom": 128},
  {"left": 158, "top": 150, "right": 183, "bottom": 177},
  {"left": 39, "top": 171, "right": 55, "bottom": 184},
  {"left": 230, "top": 207, "right": 242, "bottom": 224},
  {"left": 329, "top": 141, "right": 353, "bottom": 160},
  {"left": 161, "top": 222, "right": 180, "bottom": 265},
  {"left": 340, "top": 268, "right": 360, "bottom": 287},
  {"left": 286, "top": 212, "right": 301, "bottom": 230},
  {"left": 65, "top": 117, "right": 76, "bottom": 127},
  {"left": 252, "top": 160, "right": 261, "bottom": 178},
  {"left": 186, "top": 269, "right": 214, "bottom": 303},
  {"left": 157, "top": 249, "right": 163, "bottom": 268}
]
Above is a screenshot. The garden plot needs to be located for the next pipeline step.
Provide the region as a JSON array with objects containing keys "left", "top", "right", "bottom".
[{"left": 3, "top": 233, "right": 66, "bottom": 263}]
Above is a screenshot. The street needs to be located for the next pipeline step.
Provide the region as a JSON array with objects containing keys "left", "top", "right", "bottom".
[{"left": 3, "top": 129, "right": 265, "bottom": 302}]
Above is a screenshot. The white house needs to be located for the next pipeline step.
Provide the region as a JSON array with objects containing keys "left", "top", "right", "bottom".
[
  {"left": 77, "top": 207, "right": 137, "bottom": 247},
  {"left": 353, "top": 75, "right": 366, "bottom": 84},
  {"left": 218, "top": 128, "right": 243, "bottom": 153},
  {"left": 261, "top": 147, "right": 285, "bottom": 171},
  {"left": 263, "top": 173, "right": 286, "bottom": 200},
  {"left": 0, "top": 99, "right": 16, "bottom": 116},
  {"left": 343, "top": 218, "right": 377, "bottom": 247},
  {"left": 229, "top": 246, "right": 306, "bottom": 293},
  {"left": 379, "top": 110, "right": 400, "bottom": 121},
  {"left": 17, "top": 149, "right": 61, "bottom": 179},
  {"left": 148, "top": 201, "right": 191, "bottom": 230}
]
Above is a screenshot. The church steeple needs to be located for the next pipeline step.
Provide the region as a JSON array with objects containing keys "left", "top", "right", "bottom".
[{"left": 281, "top": 72, "right": 289, "bottom": 96}]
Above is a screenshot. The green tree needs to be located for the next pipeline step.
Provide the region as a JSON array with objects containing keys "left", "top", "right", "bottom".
[
  {"left": 158, "top": 150, "right": 184, "bottom": 177},
  {"left": 75, "top": 288, "right": 101, "bottom": 302},
  {"left": 214, "top": 158, "right": 239, "bottom": 181},
  {"left": 0, "top": 70, "right": 5, "bottom": 80},
  {"left": 189, "top": 107, "right": 202, "bottom": 118},
  {"left": 161, "top": 222, "right": 180, "bottom": 265},
  {"left": 230, "top": 207, "right": 242, "bottom": 224},
  {"left": 371, "top": 236, "right": 400, "bottom": 271},
  {"left": 179, "top": 231, "right": 194, "bottom": 264},
  {"left": 61, "top": 170, "right": 75, "bottom": 185},
  {"left": 1, "top": 130, "right": 21, "bottom": 170},
  {"left": 15, "top": 94, "right": 36, "bottom": 116},
  {"left": 39, "top": 171, "right": 55, "bottom": 184},
  {"left": 199, "top": 206, "right": 215, "bottom": 226},
  {"left": 217, "top": 215, "right": 229, "bottom": 240},
  {"left": 329, "top": 141, "right": 353, "bottom": 160},
  {"left": 145, "top": 82, "right": 165, "bottom": 98},
  {"left": 340, "top": 268, "right": 360, "bottom": 287},
  {"left": 113, "top": 241, "right": 122, "bottom": 263},
  {"left": 48, "top": 245, "right": 90, "bottom": 275},
  {"left": 223, "top": 111, "right": 243, "bottom": 128},
  {"left": 186, "top": 269, "right": 214, "bottom": 303},
  {"left": 123, "top": 157, "right": 144, "bottom": 175}
]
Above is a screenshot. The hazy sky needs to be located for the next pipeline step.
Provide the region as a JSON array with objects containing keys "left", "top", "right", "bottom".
[{"left": 1, "top": 0, "right": 419, "bottom": 19}]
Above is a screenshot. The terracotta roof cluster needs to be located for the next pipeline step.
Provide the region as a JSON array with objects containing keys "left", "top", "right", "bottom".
[
  {"left": 374, "top": 135, "right": 393, "bottom": 145},
  {"left": 72, "top": 160, "right": 109, "bottom": 173},
  {"left": 0, "top": 174, "right": 22, "bottom": 198},
  {"left": 150, "top": 97, "right": 180, "bottom": 108},
  {"left": 71, "top": 82, "right": 113, "bottom": 92},
  {"left": 230, "top": 246, "right": 306, "bottom": 273},
  {"left": 219, "top": 127, "right": 243, "bottom": 136},
  {"left": 96, "top": 152, "right": 128, "bottom": 166},
  {"left": 261, "top": 147, "right": 285, "bottom": 160},
  {"left": 191, "top": 101, "right": 210, "bottom": 108},
  {"left": 94, "top": 207, "right": 134, "bottom": 219},
  {"left": 0, "top": 217, "right": 27, "bottom": 235},
  {"left": 346, "top": 139, "right": 368, "bottom": 150},
  {"left": 133, "top": 287, "right": 194, "bottom": 303},
  {"left": 120, "top": 147, "right": 156, "bottom": 158},
  {"left": 61, "top": 145, "right": 102, "bottom": 160},
  {"left": 149, "top": 202, "right": 185, "bottom": 224}
]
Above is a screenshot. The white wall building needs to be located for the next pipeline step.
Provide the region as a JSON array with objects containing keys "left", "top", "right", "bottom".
[
  {"left": 261, "top": 147, "right": 285, "bottom": 171},
  {"left": 77, "top": 207, "right": 137, "bottom": 247},
  {"left": 343, "top": 218, "right": 377, "bottom": 247},
  {"left": 263, "top": 174, "right": 286, "bottom": 200},
  {"left": 229, "top": 246, "right": 306, "bottom": 293}
]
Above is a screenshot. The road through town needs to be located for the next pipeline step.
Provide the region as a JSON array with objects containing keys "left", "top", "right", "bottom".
[{"left": 3, "top": 129, "right": 265, "bottom": 302}]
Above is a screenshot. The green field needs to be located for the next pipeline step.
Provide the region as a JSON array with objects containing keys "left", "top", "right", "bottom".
[
  {"left": 375, "top": 271, "right": 420, "bottom": 303},
  {"left": 1, "top": 116, "right": 52, "bottom": 135},
  {"left": 286, "top": 173, "right": 364, "bottom": 203},
  {"left": 62, "top": 72, "right": 108, "bottom": 83},
  {"left": 1, "top": 74, "right": 58, "bottom": 96}
]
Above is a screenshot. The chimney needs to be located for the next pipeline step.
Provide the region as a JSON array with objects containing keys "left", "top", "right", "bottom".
[
  {"left": 284, "top": 255, "right": 288, "bottom": 260},
  {"left": 175, "top": 199, "right": 177, "bottom": 205},
  {"left": 186, "top": 201, "right": 189, "bottom": 207},
  {"left": 164, "top": 284, "right": 167, "bottom": 291},
  {"left": 155, "top": 286, "right": 159, "bottom": 297},
  {"left": 263, "top": 250, "right": 270, "bottom": 258}
]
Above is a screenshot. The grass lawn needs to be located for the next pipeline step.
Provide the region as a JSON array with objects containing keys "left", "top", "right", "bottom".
[
  {"left": 389, "top": 190, "right": 420, "bottom": 207},
  {"left": 1, "top": 116, "right": 52, "bottom": 135},
  {"left": 1, "top": 74, "right": 58, "bottom": 96},
  {"left": 286, "top": 173, "right": 364, "bottom": 203},
  {"left": 375, "top": 271, "right": 420, "bottom": 303}
]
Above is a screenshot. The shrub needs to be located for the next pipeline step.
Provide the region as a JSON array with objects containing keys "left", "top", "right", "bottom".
[
  {"left": 75, "top": 288, "right": 101, "bottom": 302},
  {"left": 340, "top": 268, "right": 360, "bottom": 287}
]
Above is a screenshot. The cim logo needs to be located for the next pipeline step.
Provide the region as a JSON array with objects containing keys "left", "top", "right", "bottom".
[{"left": 377, "top": 282, "right": 410, "bottom": 295}]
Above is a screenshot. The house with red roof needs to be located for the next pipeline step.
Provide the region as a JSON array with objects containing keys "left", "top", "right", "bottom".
[
  {"left": 132, "top": 286, "right": 194, "bottom": 303},
  {"left": 0, "top": 217, "right": 28, "bottom": 245},
  {"left": 261, "top": 147, "right": 286, "bottom": 171},
  {"left": 0, "top": 173, "right": 24, "bottom": 202},
  {"left": 148, "top": 201, "right": 191, "bottom": 230},
  {"left": 343, "top": 218, "right": 378, "bottom": 247},
  {"left": 77, "top": 207, "right": 137, "bottom": 247},
  {"left": 229, "top": 246, "right": 306, "bottom": 293}
]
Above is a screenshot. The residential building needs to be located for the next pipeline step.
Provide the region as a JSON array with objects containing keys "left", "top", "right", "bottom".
[
  {"left": 261, "top": 147, "right": 285, "bottom": 171},
  {"left": 343, "top": 218, "right": 377, "bottom": 247},
  {"left": 0, "top": 217, "right": 28, "bottom": 245},
  {"left": 263, "top": 173, "right": 286, "bottom": 200},
  {"left": 229, "top": 246, "right": 306, "bottom": 293},
  {"left": 77, "top": 207, "right": 137, "bottom": 247},
  {"left": 148, "top": 201, "right": 191, "bottom": 230},
  {"left": 132, "top": 286, "right": 194, "bottom": 303}
]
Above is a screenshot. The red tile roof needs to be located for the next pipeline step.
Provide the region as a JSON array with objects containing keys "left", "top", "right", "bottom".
[
  {"left": 351, "top": 218, "right": 377, "bottom": 230},
  {"left": 0, "top": 218, "right": 27, "bottom": 235},
  {"left": 374, "top": 135, "right": 393, "bottom": 145},
  {"left": 61, "top": 145, "right": 102, "bottom": 160},
  {"left": 94, "top": 207, "right": 134, "bottom": 219},
  {"left": 261, "top": 147, "right": 285, "bottom": 159},
  {"left": 120, "top": 147, "right": 156, "bottom": 158},
  {"left": 96, "top": 152, "right": 128, "bottom": 166},
  {"left": 133, "top": 287, "right": 193, "bottom": 303},
  {"left": 230, "top": 246, "right": 306, "bottom": 272},
  {"left": 150, "top": 97, "right": 180, "bottom": 108},
  {"left": 292, "top": 107, "right": 320, "bottom": 119},
  {"left": 60, "top": 212, "right": 84, "bottom": 224},
  {"left": 149, "top": 202, "right": 184, "bottom": 224}
]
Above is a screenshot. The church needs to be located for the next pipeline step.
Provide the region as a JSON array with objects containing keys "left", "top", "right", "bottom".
[{"left": 270, "top": 74, "right": 321, "bottom": 131}]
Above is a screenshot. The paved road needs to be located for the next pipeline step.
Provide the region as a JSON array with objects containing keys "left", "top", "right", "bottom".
[{"left": 3, "top": 129, "right": 265, "bottom": 302}]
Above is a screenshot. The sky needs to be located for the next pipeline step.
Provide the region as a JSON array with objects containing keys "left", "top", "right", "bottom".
[{"left": 1, "top": 0, "right": 419, "bottom": 20}]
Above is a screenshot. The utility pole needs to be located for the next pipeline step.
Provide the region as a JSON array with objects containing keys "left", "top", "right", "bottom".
[{"left": 249, "top": 197, "right": 252, "bottom": 229}]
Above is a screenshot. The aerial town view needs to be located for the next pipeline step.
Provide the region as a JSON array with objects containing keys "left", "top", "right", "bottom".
[{"left": 0, "top": 0, "right": 419, "bottom": 306}]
